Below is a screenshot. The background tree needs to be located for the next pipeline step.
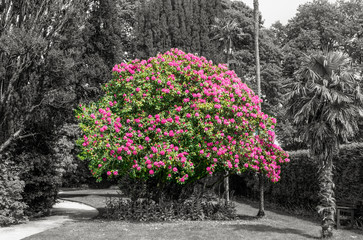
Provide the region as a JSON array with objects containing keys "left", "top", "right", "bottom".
[
  {"left": 133, "top": 0, "right": 223, "bottom": 62},
  {"left": 286, "top": 51, "right": 363, "bottom": 238},
  {"left": 211, "top": 17, "right": 240, "bottom": 68},
  {"left": 0, "top": 0, "right": 131, "bottom": 216}
]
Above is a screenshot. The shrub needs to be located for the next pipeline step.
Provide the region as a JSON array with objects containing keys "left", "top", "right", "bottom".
[
  {"left": 0, "top": 157, "right": 27, "bottom": 226},
  {"left": 17, "top": 151, "right": 63, "bottom": 216},
  {"left": 9, "top": 134, "right": 64, "bottom": 217},
  {"left": 103, "top": 196, "right": 236, "bottom": 221},
  {"left": 75, "top": 49, "right": 289, "bottom": 190}
]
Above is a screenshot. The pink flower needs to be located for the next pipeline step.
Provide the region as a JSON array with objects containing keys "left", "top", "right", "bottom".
[
  {"left": 107, "top": 171, "right": 111, "bottom": 176},
  {"left": 136, "top": 87, "right": 141, "bottom": 92},
  {"left": 145, "top": 136, "right": 150, "bottom": 142},
  {"left": 173, "top": 167, "right": 178, "bottom": 172},
  {"left": 214, "top": 104, "right": 221, "bottom": 109},
  {"left": 113, "top": 171, "right": 118, "bottom": 176},
  {"left": 183, "top": 98, "right": 190, "bottom": 103},
  {"left": 186, "top": 113, "right": 191, "bottom": 118},
  {"left": 149, "top": 170, "right": 154, "bottom": 175}
]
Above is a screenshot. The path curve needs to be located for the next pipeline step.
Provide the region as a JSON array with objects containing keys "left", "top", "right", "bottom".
[{"left": 0, "top": 200, "right": 98, "bottom": 240}]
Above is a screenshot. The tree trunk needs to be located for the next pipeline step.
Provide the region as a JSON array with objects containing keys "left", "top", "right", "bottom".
[
  {"left": 226, "top": 38, "right": 232, "bottom": 68},
  {"left": 224, "top": 170, "right": 229, "bottom": 204},
  {"left": 257, "top": 173, "right": 265, "bottom": 217},
  {"left": 318, "top": 156, "right": 335, "bottom": 238},
  {"left": 254, "top": 0, "right": 264, "bottom": 217},
  {"left": 254, "top": 0, "right": 261, "bottom": 97}
]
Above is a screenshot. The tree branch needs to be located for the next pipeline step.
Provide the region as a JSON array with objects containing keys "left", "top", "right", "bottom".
[{"left": 0, "top": 128, "right": 23, "bottom": 153}]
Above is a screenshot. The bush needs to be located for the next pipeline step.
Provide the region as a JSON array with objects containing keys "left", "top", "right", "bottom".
[
  {"left": 7, "top": 134, "right": 64, "bottom": 217},
  {"left": 103, "top": 196, "right": 236, "bottom": 221},
  {"left": 16, "top": 151, "right": 63, "bottom": 217},
  {"left": 0, "top": 157, "right": 27, "bottom": 226},
  {"left": 75, "top": 49, "right": 289, "bottom": 193}
]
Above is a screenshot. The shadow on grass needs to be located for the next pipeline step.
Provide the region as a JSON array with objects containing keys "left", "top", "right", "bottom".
[
  {"left": 235, "top": 214, "right": 260, "bottom": 221},
  {"left": 234, "top": 197, "right": 319, "bottom": 224},
  {"left": 58, "top": 193, "right": 122, "bottom": 198},
  {"left": 230, "top": 223, "right": 319, "bottom": 239}
]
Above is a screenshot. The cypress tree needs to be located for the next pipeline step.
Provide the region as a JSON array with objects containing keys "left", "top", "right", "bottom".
[
  {"left": 134, "top": 0, "right": 222, "bottom": 62},
  {"left": 134, "top": 0, "right": 147, "bottom": 59},
  {"left": 199, "top": 0, "right": 210, "bottom": 58},
  {"left": 191, "top": 0, "right": 201, "bottom": 54},
  {"left": 176, "top": 0, "right": 187, "bottom": 49},
  {"left": 182, "top": 0, "right": 193, "bottom": 53}
]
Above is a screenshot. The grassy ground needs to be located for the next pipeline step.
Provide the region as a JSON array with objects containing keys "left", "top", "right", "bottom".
[{"left": 24, "top": 193, "right": 363, "bottom": 240}]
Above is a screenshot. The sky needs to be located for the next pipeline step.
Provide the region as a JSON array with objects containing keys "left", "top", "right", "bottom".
[{"left": 241, "top": 0, "right": 337, "bottom": 28}]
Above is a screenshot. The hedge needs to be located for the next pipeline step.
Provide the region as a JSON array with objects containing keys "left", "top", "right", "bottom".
[{"left": 235, "top": 143, "right": 363, "bottom": 212}]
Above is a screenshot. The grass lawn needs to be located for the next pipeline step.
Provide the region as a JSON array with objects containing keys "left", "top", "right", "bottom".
[{"left": 24, "top": 194, "right": 363, "bottom": 240}]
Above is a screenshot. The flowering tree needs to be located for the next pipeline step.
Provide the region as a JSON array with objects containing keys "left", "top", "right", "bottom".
[{"left": 76, "top": 49, "right": 289, "bottom": 187}]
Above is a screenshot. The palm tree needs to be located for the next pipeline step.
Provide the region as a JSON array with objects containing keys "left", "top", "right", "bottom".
[
  {"left": 211, "top": 17, "right": 240, "bottom": 68},
  {"left": 286, "top": 51, "right": 363, "bottom": 238},
  {"left": 211, "top": 17, "right": 241, "bottom": 204}
]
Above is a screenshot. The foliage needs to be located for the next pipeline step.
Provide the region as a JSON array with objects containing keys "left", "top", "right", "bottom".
[
  {"left": 76, "top": 49, "right": 289, "bottom": 188},
  {"left": 286, "top": 51, "right": 363, "bottom": 154},
  {"left": 103, "top": 196, "right": 236, "bottom": 222},
  {"left": 15, "top": 148, "right": 63, "bottom": 216},
  {"left": 0, "top": 158, "right": 27, "bottom": 226}
]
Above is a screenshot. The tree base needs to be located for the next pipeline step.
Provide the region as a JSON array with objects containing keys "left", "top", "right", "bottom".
[{"left": 257, "top": 210, "right": 265, "bottom": 218}]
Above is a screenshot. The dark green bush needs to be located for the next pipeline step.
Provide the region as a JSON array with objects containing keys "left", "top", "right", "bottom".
[
  {"left": 102, "top": 197, "right": 236, "bottom": 221},
  {"left": 0, "top": 157, "right": 27, "bottom": 226},
  {"left": 236, "top": 143, "right": 363, "bottom": 213},
  {"left": 106, "top": 174, "right": 236, "bottom": 221},
  {"left": 17, "top": 151, "right": 63, "bottom": 217}
]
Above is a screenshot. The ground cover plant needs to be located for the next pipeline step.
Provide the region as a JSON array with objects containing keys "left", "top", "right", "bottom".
[{"left": 76, "top": 49, "right": 289, "bottom": 189}]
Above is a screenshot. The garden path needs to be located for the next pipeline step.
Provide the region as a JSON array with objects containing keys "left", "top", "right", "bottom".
[{"left": 0, "top": 199, "right": 99, "bottom": 240}]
